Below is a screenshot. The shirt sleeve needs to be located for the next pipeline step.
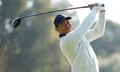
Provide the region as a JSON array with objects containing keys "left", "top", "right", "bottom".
[
  {"left": 60, "top": 8, "right": 99, "bottom": 49},
  {"left": 86, "top": 11, "right": 106, "bottom": 42}
]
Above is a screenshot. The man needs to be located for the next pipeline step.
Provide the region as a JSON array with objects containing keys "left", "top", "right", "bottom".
[{"left": 54, "top": 3, "right": 106, "bottom": 72}]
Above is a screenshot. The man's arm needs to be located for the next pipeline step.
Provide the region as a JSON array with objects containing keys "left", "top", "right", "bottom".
[
  {"left": 86, "top": 9, "right": 106, "bottom": 42},
  {"left": 61, "top": 6, "right": 101, "bottom": 48}
]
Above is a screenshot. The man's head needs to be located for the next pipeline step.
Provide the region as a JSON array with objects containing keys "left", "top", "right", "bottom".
[{"left": 54, "top": 14, "right": 72, "bottom": 34}]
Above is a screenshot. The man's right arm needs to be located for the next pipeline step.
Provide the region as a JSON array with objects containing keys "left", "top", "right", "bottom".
[{"left": 61, "top": 5, "right": 102, "bottom": 48}]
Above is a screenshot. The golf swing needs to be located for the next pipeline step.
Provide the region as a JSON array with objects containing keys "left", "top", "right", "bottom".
[
  {"left": 54, "top": 3, "right": 106, "bottom": 72},
  {"left": 12, "top": 3, "right": 104, "bottom": 28},
  {"left": 12, "top": 3, "right": 106, "bottom": 72}
]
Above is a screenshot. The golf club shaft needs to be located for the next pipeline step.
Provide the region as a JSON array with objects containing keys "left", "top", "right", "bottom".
[{"left": 20, "top": 5, "right": 89, "bottom": 19}]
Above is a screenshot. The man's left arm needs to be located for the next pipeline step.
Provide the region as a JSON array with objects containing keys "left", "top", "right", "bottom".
[{"left": 86, "top": 8, "right": 106, "bottom": 42}]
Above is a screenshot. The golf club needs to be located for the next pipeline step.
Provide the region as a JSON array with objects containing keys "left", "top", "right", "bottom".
[{"left": 12, "top": 4, "right": 104, "bottom": 28}]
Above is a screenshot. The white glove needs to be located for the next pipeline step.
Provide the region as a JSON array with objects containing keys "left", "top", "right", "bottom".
[
  {"left": 98, "top": 3, "right": 105, "bottom": 12},
  {"left": 92, "top": 3, "right": 105, "bottom": 13}
]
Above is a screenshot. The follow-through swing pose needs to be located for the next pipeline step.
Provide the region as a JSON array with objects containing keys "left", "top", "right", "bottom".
[{"left": 54, "top": 3, "right": 106, "bottom": 72}]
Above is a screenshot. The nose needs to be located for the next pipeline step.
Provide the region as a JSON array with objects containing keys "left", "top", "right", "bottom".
[{"left": 65, "top": 24, "right": 71, "bottom": 30}]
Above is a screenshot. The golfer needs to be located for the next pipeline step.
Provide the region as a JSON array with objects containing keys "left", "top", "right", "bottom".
[{"left": 54, "top": 3, "right": 106, "bottom": 72}]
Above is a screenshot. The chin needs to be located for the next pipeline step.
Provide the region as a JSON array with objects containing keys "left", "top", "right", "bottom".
[
  {"left": 68, "top": 29, "right": 72, "bottom": 32},
  {"left": 66, "top": 31, "right": 71, "bottom": 33}
]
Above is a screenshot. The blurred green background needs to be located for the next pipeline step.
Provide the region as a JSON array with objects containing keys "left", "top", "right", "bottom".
[{"left": 0, "top": 0, "right": 120, "bottom": 72}]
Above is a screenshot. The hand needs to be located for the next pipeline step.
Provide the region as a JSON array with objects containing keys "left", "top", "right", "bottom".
[
  {"left": 90, "top": 3, "right": 105, "bottom": 12},
  {"left": 99, "top": 4, "right": 106, "bottom": 13},
  {"left": 88, "top": 3, "right": 98, "bottom": 10}
]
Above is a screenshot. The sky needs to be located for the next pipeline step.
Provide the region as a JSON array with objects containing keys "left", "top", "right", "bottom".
[{"left": 67, "top": 0, "right": 120, "bottom": 24}]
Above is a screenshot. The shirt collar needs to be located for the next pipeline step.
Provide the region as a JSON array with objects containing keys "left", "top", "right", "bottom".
[{"left": 59, "top": 34, "right": 66, "bottom": 38}]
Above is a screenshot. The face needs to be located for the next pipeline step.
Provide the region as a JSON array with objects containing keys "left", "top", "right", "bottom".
[{"left": 56, "top": 19, "right": 72, "bottom": 34}]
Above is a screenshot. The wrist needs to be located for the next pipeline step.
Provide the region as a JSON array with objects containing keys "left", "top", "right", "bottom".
[{"left": 100, "top": 10, "right": 106, "bottom": 12}]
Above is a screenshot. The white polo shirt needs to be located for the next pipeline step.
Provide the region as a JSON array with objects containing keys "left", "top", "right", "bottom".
[{"left": 59, "top": 6, "right": 105, "bottom": 72}]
